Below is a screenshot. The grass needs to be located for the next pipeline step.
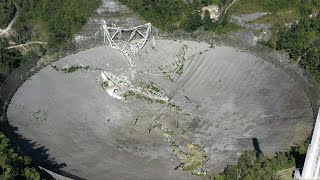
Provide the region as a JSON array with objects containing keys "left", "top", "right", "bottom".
[
  {"left": 277, "top": 167, "right": 295, "bottom": 180},
  {"left": 176, "top": 63, "right": 184, "bottom": 75},
  {"left": 153, "top": 113, "right": 207, "bottom": 176},
  {"left": 178, "top": 143, "right": 207, "bottom": 176},
  {"left": 175, "top": 45, "right": 188, "bottom": 75},
  {"left": 28, "top": 18, "right": 49, "bottom": 42},
  {"left": 161, "top": 71, "right": 175, "bottom": 82},
  {"left": 215, "top": 22, "right": 243, "bottom": 35},
  {"left": 228, "top": 0, "right": 300, "bottom": 15},
  {"left": 226, "top": 0, "right": 320, "bottom": 29},
  {"left": 248, "top": 10, "right": 300, "bottom": 26}
]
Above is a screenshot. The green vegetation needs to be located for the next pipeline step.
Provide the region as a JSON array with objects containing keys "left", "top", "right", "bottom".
[
  {"left": 267, "top": 15, "right": 320, "bottom": 82},
  {"left": 147, "top": 81, "right": 161, "bottom": 93},
  {"left": 213, "top": 140, "right": 310, "bottom": 180},
  {"left": 181, "top": 143, "right": 207, "bottom": 176},
  {"left": 0, "top": 0, "right": 101, "bottom": 177},
  {"left": 0, "top": 38, "right": 22, "bottom": 82},
  {"left": 0, "top": 1, "right": 317, "bottom": 179},
  {"left": 278, "top": 168, "right": 295, "bottom": 180},
  {"left": 118, "top": 0, "right": 226, "bottom": 32},
  {"left": 229, "top": 0, "right": 301, "bottom": 15},
  {"left": 171, "top": 142, "right": 207, "bottom": 176},
  {"left": 216, "top": 151, "right": 294, "bottom": 180},
  {"left": 12, "top": 0, "right": 101, "bottom": 46},
  {"left": 0, "top": 38, "right": 45, "bottom": 83},
  {"left": 213, "top": 150, "right": 296, "bottom": 179},
  {"left": 0, "top": 0, "right": 102, "bottom": 81},
  {"left": 161, "top": 71, "right": 175, "bottom": 82},
  {"left": 159, "top": 45, "right": 188, "bottom": 81},
  {"left": 229, "top": 0, "right": 320, "bottom": 26},
  {"left": 226, "top": 0, "right": 320, "bottom": 84},
  {"left": 0, "top": 0, "right": 16, "bottom": 28},
  {"left": 153, "top": 115, "right": 207, "bottom": 176},
  {"left": 61, "top": 66, "right": 91, "bottom": 73},
  {"left": 0, "top": 132, "right": 41, "bottom": 179}
]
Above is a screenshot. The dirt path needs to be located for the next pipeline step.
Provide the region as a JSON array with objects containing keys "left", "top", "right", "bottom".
[
  {"left": 7, "top": 41, "right": 48, "bottom": 49},
  {"left": 224, "top": 0, "right": 237, "bottom": 14},
  {"left": 0, "top": 1, "right": 19, "bottom": 37}
]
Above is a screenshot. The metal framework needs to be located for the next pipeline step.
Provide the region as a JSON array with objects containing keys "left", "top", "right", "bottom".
[
  {"left": 102, "top": 23, "right": 152, "bottom": 66},
  {"left": 295, "top": 108, "right": 320, "bottom": 180}
]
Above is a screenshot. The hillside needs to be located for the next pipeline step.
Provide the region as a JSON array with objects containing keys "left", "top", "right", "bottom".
[
  {"left": 0, "top": 0, "right": 16, "bottom": 29},
  {"left": 1, "top": 0, "right": 100, "bottom": 46},
  {"left": 117, "top": 0, "right": 320, "bottom": 82}
]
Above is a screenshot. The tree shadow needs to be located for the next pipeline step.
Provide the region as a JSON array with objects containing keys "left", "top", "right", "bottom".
[
  {"left": 0, "top": 122, "right": 85, "bottom": 180},
  {"left": 291, "top": 151, "right": 306, "bottom": 170},
  {"left": 290, "top": 140, "right": 310, "bottom": 170},
  {"left": 252, "top": 138, "right": 263, "bottom": 157}
]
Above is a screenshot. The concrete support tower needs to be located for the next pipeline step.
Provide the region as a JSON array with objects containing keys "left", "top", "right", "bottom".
[{"left": 295, "top": 108, "right": 320, "bottom": 180}]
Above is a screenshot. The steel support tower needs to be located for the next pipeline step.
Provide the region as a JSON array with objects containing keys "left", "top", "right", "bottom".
[{"left": 295, "top": 108, "right": 320, "bottom": 180}]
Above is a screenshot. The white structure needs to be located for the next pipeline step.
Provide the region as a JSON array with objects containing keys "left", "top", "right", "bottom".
[
  {"left": 295, "top": 108, "right": 320, "bottom": 180},
  {"left": 39, "top": 166, "right": 72, "bottom": 180},
  {"left": 102, "top": 23, "right": 152, "bottom": 66},
  {"left": 201, "top": 5, "right": 220, "bottom": 21},
  {"left": 100, "top": 71, "right": 169, "bottom": 102}
]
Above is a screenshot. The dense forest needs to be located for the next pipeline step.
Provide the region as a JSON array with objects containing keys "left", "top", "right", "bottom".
[
  {"left": 0, "top": 131, "right": 41, "bottom": 179},
  {"left": 213, "top": 142, "right": 309, "bottom": 179},
  {"left": 0, "top": 38, "right": 22, "bottom": 82},
  {"left": 0, "top": 0, "right": 16, "bottom": 29},
  {"left": 0, "top": 0, "right": 101, "bottom": 46},
  {"left": 0, "top": 0, "right": 101, "bottom": 81},
  {"left": 118, "top": 0, "right": 227, "bottom": 32},
  {"left": 14, "top": 0, "right": 101, "bottom": 46},
  {"left": 0, "top": 38, "right": 42, "bottom": 83},
  {"left": 214, "top": 151, "right": 295, "bottom": 179},
  {"left": 268, "top": 15, "right": 320, "bottom": 82},
  {"left": 118, "top": 0, "right": 320, "bottom": 83}
]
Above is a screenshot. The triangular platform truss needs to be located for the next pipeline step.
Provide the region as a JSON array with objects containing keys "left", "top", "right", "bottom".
[{"left": 102, "top": 23, "right": 152, "bottom": 66}]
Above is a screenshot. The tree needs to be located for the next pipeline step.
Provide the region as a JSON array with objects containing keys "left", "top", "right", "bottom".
[
  {"left": 0, "top": 0, "right": 16, "bottom": 29},
  {"left": 24, "top": 167, "right": 41, "bottom": 180},
  {"left": 185, "top": 12, "right": 202, "bottom": 32},
  {"left": 201, "top": 0, "right": 212, "bottom": 6},
  {"left": 0, "top": 38, "right": 22, "bottom": 77},
  {"left": 0, "top": 132, "right": 41, "bottom": 179},
  {"left": 270, "top": 14, "right": 320, "bottom": 82},
  {"left": 203, "top": 10, "right": 215, "bottom": 30},
  {"left": 213, "top": 150, "right": 296, "bottom": 179}
]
